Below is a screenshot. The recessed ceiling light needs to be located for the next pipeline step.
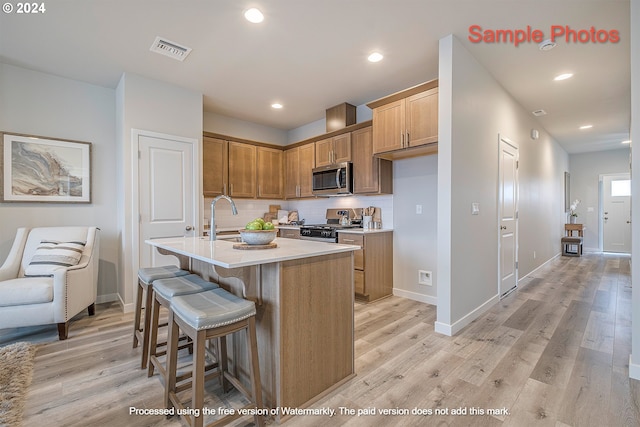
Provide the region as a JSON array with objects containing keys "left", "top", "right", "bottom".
[
  {"left": 244, "top": 8, "right": 264, "bottom": 23},
  {"left": 579, "top": 124, "right": 593, "bottom": 130},
  {"left": 271, "top": 103, "right": 283, "bottom": 109},
  {"left": 622, "top": 140, "right": 631, "bottom": 144},
  {"left": 554, "top": 73, "right": 573, "bottom": 81},
  {"left": 538, "top": 39, "right": 557, "bottom": 51},
  {"left": 367, "top": 52, "right": 383, "bottom": 63}
]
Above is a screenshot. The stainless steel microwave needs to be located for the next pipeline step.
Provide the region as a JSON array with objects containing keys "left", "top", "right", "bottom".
[{"left": 312, "top": 162, "right": 353, "bottom": 196}]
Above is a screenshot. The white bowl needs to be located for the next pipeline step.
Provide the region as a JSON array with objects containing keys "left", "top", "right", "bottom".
[{"left": 238, "top": 229, "right": 277, "bottom": 245}]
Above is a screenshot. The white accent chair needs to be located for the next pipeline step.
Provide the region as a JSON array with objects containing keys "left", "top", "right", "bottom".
[{"left": 0, "top": 227, "right": 100, "bottom": 340}]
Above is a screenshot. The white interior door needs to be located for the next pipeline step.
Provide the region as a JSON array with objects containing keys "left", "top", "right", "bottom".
[
  {"left": 138, "top": 133, "right": 197, "bottom": 268},
  {"left": 498, "top": 136, "right": 519, "bottom": 297},
  {"left": 602, "top": 173, "right": 631, "bottom": 253}
]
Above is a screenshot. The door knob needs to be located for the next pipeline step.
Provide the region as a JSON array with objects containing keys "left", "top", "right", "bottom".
[
  {"left": 604, "top": 217, "right": 608, "bottom": 220},
  {"left": 628, "top": 221, "right": 632, "bottom": 224},
  {"left": 185, "top": 226, "right": 194, "bottom": 231}
]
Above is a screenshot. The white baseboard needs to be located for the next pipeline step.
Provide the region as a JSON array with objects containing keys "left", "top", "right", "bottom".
[
  {"left": 118, "top": 294, "right": 135, "bottom": 313},
  {"left": 630, "top": 355, "right": 640, "bottom": 380},
  {"left": 519, "top": 253, "right": 560, "bottom": 286},
  {"left": 434, "top": 294, "right": 499, "bottom": 337},
  {"left": 392, "top": 288, "right": 437, "bottom": 306},
  {"left": 96, "top": 293, "right": 119, "bottom": 304}
]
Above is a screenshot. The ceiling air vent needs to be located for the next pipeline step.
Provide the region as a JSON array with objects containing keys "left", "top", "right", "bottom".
[
  {"left": 150, "top": 37, "right": 192, "bottom": 61},
  {"left": 532, "top": 109, "right": 547, "bottom": 117}
]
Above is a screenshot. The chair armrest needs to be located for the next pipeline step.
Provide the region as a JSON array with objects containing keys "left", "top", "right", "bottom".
[{"left": 0, "top": 228, "right": 29, "bottom": 281}]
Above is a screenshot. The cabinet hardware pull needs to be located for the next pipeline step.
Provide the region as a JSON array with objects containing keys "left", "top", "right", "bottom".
[
  {"left": 400, "top": 132, "right": 404, "bottom": 148},
  {"left": 406, "top": 131, "right": 410, "bottom": 146}
]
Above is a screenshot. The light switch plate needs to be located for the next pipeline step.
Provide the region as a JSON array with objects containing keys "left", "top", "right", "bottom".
[
  {"left": 472, "top": 203, "right": 480, "bottom": 215},
  {"left": 416, "top": 204, "right": 423, "bottom": 214}
]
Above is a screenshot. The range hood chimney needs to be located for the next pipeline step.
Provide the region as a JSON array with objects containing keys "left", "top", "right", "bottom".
[{"left": 326, "top": 103, "right": 356, "bottom": 133}]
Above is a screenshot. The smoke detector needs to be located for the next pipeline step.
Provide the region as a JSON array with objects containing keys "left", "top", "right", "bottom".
[
  {"left": 532, "top": 109, "right": 547, "bottom": 117},
  {"left": 150, "top": 37, "right": 192, "bottom": 61},
  {"left": 538, "top": 39, "right": 557, "bottom": 51}
]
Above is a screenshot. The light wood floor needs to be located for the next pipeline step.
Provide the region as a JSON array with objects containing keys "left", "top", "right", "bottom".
[{"left": 1, "top": 252, "right": 638, "bottom": 426}]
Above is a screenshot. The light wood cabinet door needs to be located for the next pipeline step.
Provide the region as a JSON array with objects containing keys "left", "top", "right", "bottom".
[
  {"left": 228, "top": 142, "right": 256, "bottom": 198},
  {"left": 332, "top": 133, "right": 352, "bottom": 164},
  {"left": 203, "top": 137, "right": 228, "bottom": 197},
  {"left": 406, "top": 88, "right": 438, "bottom": 147},
  {"left": 298, "top": 143, "right": 315, "bottom": 197},
  {"left": 352, "top": 127, "right": 377, "bottom": 194},
  {"left": 372, "top": 99, "right": 404, "bottom": 154},
  {"left": 279, "top": 228, "right": 301, "bottom": 239},
  {"left": 285, "top": 143, "right": 315, "bottom": 199},
  {"left": 315, "top": 138, "right": 333, "bottom": 167},
  {"left": 284, "top": 148, "right": 299, "bottom": 198},
  {"left": 257, "top": 147, "right": 283, "bottom": 199},
  {"left": 315, "top": 133, "right": 351, "bottom": 166}
]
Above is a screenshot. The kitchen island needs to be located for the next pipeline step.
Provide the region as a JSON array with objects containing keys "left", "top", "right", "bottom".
[{"left": 146, "top": 236, "right": 358, "bottom": 423}]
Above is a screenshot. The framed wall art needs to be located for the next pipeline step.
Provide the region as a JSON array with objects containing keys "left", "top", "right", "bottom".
[{"left": 1, "top": 132, "right": 92, "bottom": 203}]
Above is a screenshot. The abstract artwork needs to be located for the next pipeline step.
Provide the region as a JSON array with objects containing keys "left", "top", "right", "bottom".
[{"left": 1, "top": 133, "right": 91, "bottom": 203}]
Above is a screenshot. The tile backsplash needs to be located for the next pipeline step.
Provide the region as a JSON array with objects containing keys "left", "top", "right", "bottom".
[{"left": 204, "top": 195, "right": 393, "bottom": 230}]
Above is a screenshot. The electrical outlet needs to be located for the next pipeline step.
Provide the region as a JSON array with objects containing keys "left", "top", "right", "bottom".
[
  {"left": 418, "top": 270, "right": 432, "bottom": 286},
  {"left": 533, "top": 251, "right": 537, "bottom": 259}
]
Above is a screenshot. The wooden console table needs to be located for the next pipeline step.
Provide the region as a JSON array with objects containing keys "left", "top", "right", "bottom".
[{"left": 562, "top": 224, "right": 584, "bottom": 256}]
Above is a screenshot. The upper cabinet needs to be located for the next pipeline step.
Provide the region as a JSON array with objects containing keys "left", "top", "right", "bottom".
[
  {"left": 256, "top": 146, "right": 283, "bottom": 199},
  {"left": 204, "top": 136, "right": 284, "bottom": 200},
  {"left": 203, "top": 136, "right": 228, "bottom": 197},
  {"left": 228, "top": 142, "right": 257, "bottom": 198},
  {"left": 352, "top": 126, "right": 392, "bottom": 194},
  {"left": 369, "top": 80, "right": 439, "bottom": 160},
  {"left": 284, "top": 143, "right": 315, "bottom": 199},
  {"left": 315, "top": 133, "right": 351, "bottom": 167}
]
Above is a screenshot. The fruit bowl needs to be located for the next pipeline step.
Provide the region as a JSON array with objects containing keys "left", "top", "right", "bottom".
[{"left": 238, "top": 229, "right": 278, "bottom": 245}]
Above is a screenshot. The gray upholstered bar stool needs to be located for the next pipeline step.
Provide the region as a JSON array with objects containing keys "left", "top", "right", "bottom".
[
  {"left": 165, "top": 289, "right": 264, "bottom": 427},
  {"left": 147, "top": 274, "right": 220, "bottom": 381},
  {"left": 134, "top": 265, "right": 190, "bottom": 369}
]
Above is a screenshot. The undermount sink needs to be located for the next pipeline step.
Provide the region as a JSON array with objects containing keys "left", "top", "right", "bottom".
[{"left": 201, "top": 234, "right": 242, "bottom": 242}]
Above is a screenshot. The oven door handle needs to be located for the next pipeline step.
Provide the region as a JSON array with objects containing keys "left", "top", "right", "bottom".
[{"left": 300, "top": 236, "right": 336, "bottom": 243}]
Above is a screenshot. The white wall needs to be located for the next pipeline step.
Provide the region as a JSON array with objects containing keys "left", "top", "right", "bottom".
[
  {"left": 392, "top": 155, "right": 438, "bottom": 304},
  {"left": 286, "top": 103, "right": 373, "bottom": 144},
  {"left": 116, "top": 72, "right": 203, "bottom": 310},
  {"left": 203, "top": 111, "right": 288, "bottom": 146},
  {"left": 569, "top": 148, "right": 631, "bottom": 251},
  {"left": 630, "top": 0, "right": 640, "bottom": 381},
  {"left": 0, "top": 63, "right": 119, "bottom": 302},
  {"left": 436, "top": 35, "right": 569, "bottom": 335}
]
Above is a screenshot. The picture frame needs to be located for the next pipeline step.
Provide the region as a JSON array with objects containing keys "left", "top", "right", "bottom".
[
  {"left": 564, "top": 171, "right": 570, "bottom": 212},
  {"left": 1, "top": 132, "right": 92, "bottom": 203}
]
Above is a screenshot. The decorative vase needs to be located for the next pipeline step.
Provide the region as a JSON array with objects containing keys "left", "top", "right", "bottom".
[{"left": 570, "top": 216, "right": 576, "bottom": 224}]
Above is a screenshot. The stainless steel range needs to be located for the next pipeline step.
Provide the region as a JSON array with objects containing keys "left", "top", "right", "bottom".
[{"left": 300, "top": 208, "right": 362, "bottom": 243}]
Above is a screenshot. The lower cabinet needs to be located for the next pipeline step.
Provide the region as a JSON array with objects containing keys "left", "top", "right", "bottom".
[
  {"left": 279, "top": 228, "right": 300, "bottom": 239},
  {"left": 338, "top": 231, "right": 393, "bottom": 302}
]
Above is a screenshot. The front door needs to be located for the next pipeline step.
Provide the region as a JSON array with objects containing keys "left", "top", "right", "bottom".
[
  {"left": 498, "top": 136, "right": 519, "bottom": 297},
  {"left": 602, "top": 173, "right": 631, "bottom": 253},
  {"left": 138, "top": 132, "right": 197, "bottom": 268}
]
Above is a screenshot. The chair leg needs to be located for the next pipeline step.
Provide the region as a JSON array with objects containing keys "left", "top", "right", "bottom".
[
  {"left": 147, "top": 295, "right": 162, "bottom": 377},
  {"left": 133, "top": 281, "right": 144, "bottom": 348},
  {"left": 57, "top": 322, "right": 69, "bottom": 340},
  {"left": 247, "top": 317, "right": 265, "bottom": 427},
  {"left": 192, "top": 331, "right": 206, "bottom": 427},
  {"left": 87, "top": 303, "right": 96, "bottom": 316},
  {"left": 140, "top": 284, "right": 154, "bottom": 369},
  {"left": 165, "top": 310, "right": 179, "bottom": 412}
]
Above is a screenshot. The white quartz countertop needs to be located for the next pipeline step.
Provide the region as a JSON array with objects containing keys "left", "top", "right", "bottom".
[
  {"left": 146, "top": 236, "right": 359, "bottom": 269},
  {"left": 337, "top": 228, "right": 393, "bottom": 235}
]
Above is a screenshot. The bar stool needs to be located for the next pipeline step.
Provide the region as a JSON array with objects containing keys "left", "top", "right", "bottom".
[
  {"left": 134, "top": 265, "right": 190, "bottom": 369},
  {"left": 165, "top": 289, "right": 264, "bottom": 427},
  {"left": 147, "top": 274, "right": 219, "bottom": 381}
]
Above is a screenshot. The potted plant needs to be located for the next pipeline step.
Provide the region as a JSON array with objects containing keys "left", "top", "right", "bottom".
[{"left": 569, "top": 199, "right": 580, "bottom": 224}]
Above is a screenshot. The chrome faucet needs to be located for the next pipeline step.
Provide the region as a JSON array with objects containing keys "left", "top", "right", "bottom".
[{"left": 210, "top": 195, "right": 238, "bottom": 241}]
